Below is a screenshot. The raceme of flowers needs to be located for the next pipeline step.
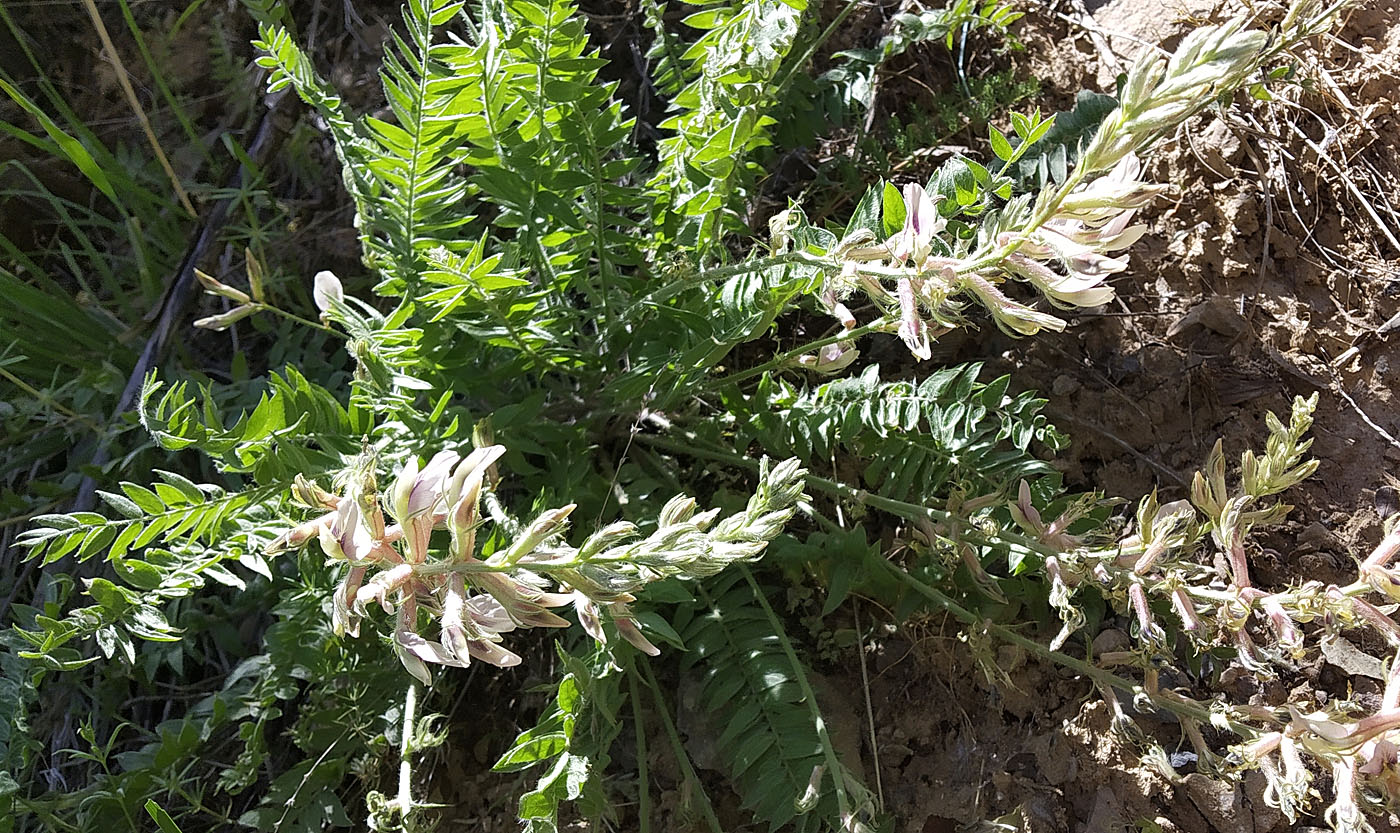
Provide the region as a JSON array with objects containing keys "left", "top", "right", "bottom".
[
  {"left": 266, "top": 448, "right": 807, "bottom": 684},
  {"left": 790, "top": 10, "right": 1320, "bottom": 368}
]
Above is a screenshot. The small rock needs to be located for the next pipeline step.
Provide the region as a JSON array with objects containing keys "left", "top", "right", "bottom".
[
  {"left": 1092, "top": 628, "right": 1132, "bottom": 655},
  {"left": 1184, "top": 773, "right": 1248, "bottom": 833},
  {"left": 1321, "top": 634, "right": 1387, "bottom": 681},
  {"left": 1297, "top": 522, "right": 1336, "bottom": 552},
  {"left": 1376, "top": 486, "right": 1398, "bottom": 520},
  {"left": 1243, "top": 770, "right": 1285, "bottom": 833},
  {"left": 1167, "top": 297, "right": 1246, "bottom": 339},
  {"left": 1199, "top": 118, "right": 1244, "bottom": 170},
  {"left": 1081, "top": 785, "right": 1125, "bottom": 833},
  {"left": 1052, "top": 374, "right": 1081, "bottom": 396},
  {"left": 1035, "top": 737, "right": 1079, "bottom": 786}
]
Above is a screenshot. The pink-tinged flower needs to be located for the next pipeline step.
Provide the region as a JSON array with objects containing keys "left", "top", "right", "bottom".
[
  {"left": 312, "top": 270, "right": 344, "bottom": 314},
  {"left": 443, "top": 446, "right": 504, "bottom": 560},
  {"left": 889, "top": 183, "right": 944, "bottom": 265},
  {"left": 332, "top": 565, "right": 368, "bottom": 638},
  {"left": 1260, "top": 595, "right": 1302, "bottom": 656},
  {"left": 1359, "top": 737, "right": 1399, "bottom": 776},
  {"left": 895, "top": 277, "right": 931, "bottom": 360},
  {"left": 612, "top": 603, "right": 660, "bottom": 656},
  {"left": 1010, "top": 480, "right": 1044, "bottom": 533},
  {"left": 267, "top": 512, "right": 334, "bottom": 554},
  {"left": 318, "top": 497, "right": 375, "bottom": 563},
  {"left": 1004, "top": 253, "right": 1115, "bottom": 309},
  {"left": 797, "top": 341, "right": 860, "bottom": 374},
  {"left": 1055, "top": 154, "right": 1167, "bottom": 221},
  {"left": 393, "top": 595, "right": 465, "bottom": 685},
  {"left": 1363, "top": 525, "right": 1400, "bottom": 572},
  {"left": 798, "top": 297, "right": 860, "bottom": 372},
  {"left": 437, "top": 574, "right": 525, "bottom": 668},
  {"left": 391, "top": 450, "right": 460, "bottom": 562},
  {"left": 573, "top": 592, "right": 605, "bottom": 644},
  {"left": 1128, "top": 583, "right": 1166, "bottom": 648},
  {"left": 391, "top": 450, "right": 460, "bottom": 522},
  {"left": 1169, "top": 586, "right": 1202, "bottom": 632},
  {"left": 1033, "top": 225, "right": 1130, "bottom": 275},
  {"left": 965, "top": 275, "right": 1066, "bottom": 336},
  {"left": 355, "top": 563, "right": 416, "bottom": 615}
]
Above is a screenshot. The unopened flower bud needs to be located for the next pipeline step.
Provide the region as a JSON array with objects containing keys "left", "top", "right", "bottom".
[
  {"left": 194, "top": 304, "right": 257, "bottom": 331},
  {"left": 194, "top": 269, "right": 251, "bottom": 303}
]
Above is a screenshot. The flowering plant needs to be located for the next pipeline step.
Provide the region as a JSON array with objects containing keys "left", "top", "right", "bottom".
[{"left": 267, "top": 449, "right": 807, "bottom": 684}]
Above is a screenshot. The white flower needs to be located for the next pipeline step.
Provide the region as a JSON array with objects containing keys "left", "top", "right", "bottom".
[
  {"left": 888, "top": 183, "right": 944, "bottom": 266},
  {"left": 312, "top": 270, "right": 344, "bottom": 314}
]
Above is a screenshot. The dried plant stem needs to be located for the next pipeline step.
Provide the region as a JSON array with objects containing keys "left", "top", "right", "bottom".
[{"left": 79, "top": 0, "right": 195, "bottom": 218}]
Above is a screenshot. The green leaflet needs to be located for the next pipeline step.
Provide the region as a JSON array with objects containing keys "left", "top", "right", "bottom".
[
  {"left": 647, "top": 0, "right": 809, "bottom": 250},
  {"left": 493, "top": 644, "right": 624, "bottom": 832},
  {"left": 730, "top": 363, "right": 1067, "bottom": 503},
  {"left": 673, "top": 570, "right": 875, "bottom": 832}
]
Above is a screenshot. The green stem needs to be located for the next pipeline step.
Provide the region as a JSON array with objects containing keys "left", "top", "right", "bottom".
[
  {"left": 712, "top": 318, "right": 892, "bottom": 388},
  {"left": 638, "top": 660, "right": 724, "bottom": 833},
  {"left": 627, "top": 251, "right": 832, "bottom": 321},
  {"left": 873, "top": 554, "right": 1254, "bottom": 734},
  {"left": 632, "top": 432, "right": 1274, "bottom": 739},
  {"left": 739, "top": 565, "right": 852, "bottom": 823},
  {"left": 771, "top": 0, "right": 863, "bottom": 99},
  {"left": 634, "top": 431, "right": 1059, "bottom": 560},
  {"left": 953, "top": 161, "right": 1093, "bottom": 277},
  {"left": 627, "top": 664, "right": 652, "bottom": 833},
  {"left": 0, "top": 366, "right": 99, "bottom": 428},
  {"left": 257, "top": 303, "right": 344, "bottom": 337}
]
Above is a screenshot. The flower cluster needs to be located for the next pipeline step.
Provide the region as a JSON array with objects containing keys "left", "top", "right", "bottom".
[
  {"left": 267, "top": 449, "right": 807, "bottom": 683},
  {"left": 997, "top": 393, "right": 1400, "bottom": 831},
  {"left": 788, "top": 9, "right": 1313, "bottom": 366}
]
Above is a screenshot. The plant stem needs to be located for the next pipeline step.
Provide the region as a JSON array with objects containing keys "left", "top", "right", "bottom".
[
  {"left": 627, "top": 664, "right": 652, "bottom": 833},
  {"left": 874, "top": 554, "right": 1254, "bottom": 734},
  {"left": 771, "top": 0, "right": 863, "bottom": 99},
  {"left": 638, "top": 660, "right": 724, "bottom": 833},
  {"left": 634, "top": 431, "right": 1060, "bottom": 560},
  {"left": 739, "top": 565, "right": 852, "bottom": 822},
  {"left": 257, "top": 303, "right": 344, "bottom": 338},
  {"left": 628, "top": 251, "right": 832, "bottom": 321},
  {"left": 0, "top": 365, "right": 100, "bottom": 428},
  {"left": 397, "top": 681, "right": 419, "bottom": 819},
  {"left": 713, "top": 318, "right": 892, "bottom": 388}
]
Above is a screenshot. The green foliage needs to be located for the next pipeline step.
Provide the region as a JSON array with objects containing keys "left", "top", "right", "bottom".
[
  {"left": 673, "top": 569, "right": 873, "bottom": 831},
  {"left": 493, "top": 644, "right": 624, "bottom": 832},
  {"left": 1012, "top": 90, "right": 1119, "bottom": 186},
  {"left": 647, "top": 0, "right": 809, "bottom": 249},
  {"left": 140, "top": 369, "right": 363, "bottom": 479},
  {"left": 5, "top": 0, "right": 1339, "bottom": 830},
  {"left": 814, "top": 0, "right": 1023, "bottom": 125},
  {"left": 730, "top": 363, "right": 1065, "bottom": 502},
  {"left": 256, "top": 0, "right": 476, "bottom": 290}
]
